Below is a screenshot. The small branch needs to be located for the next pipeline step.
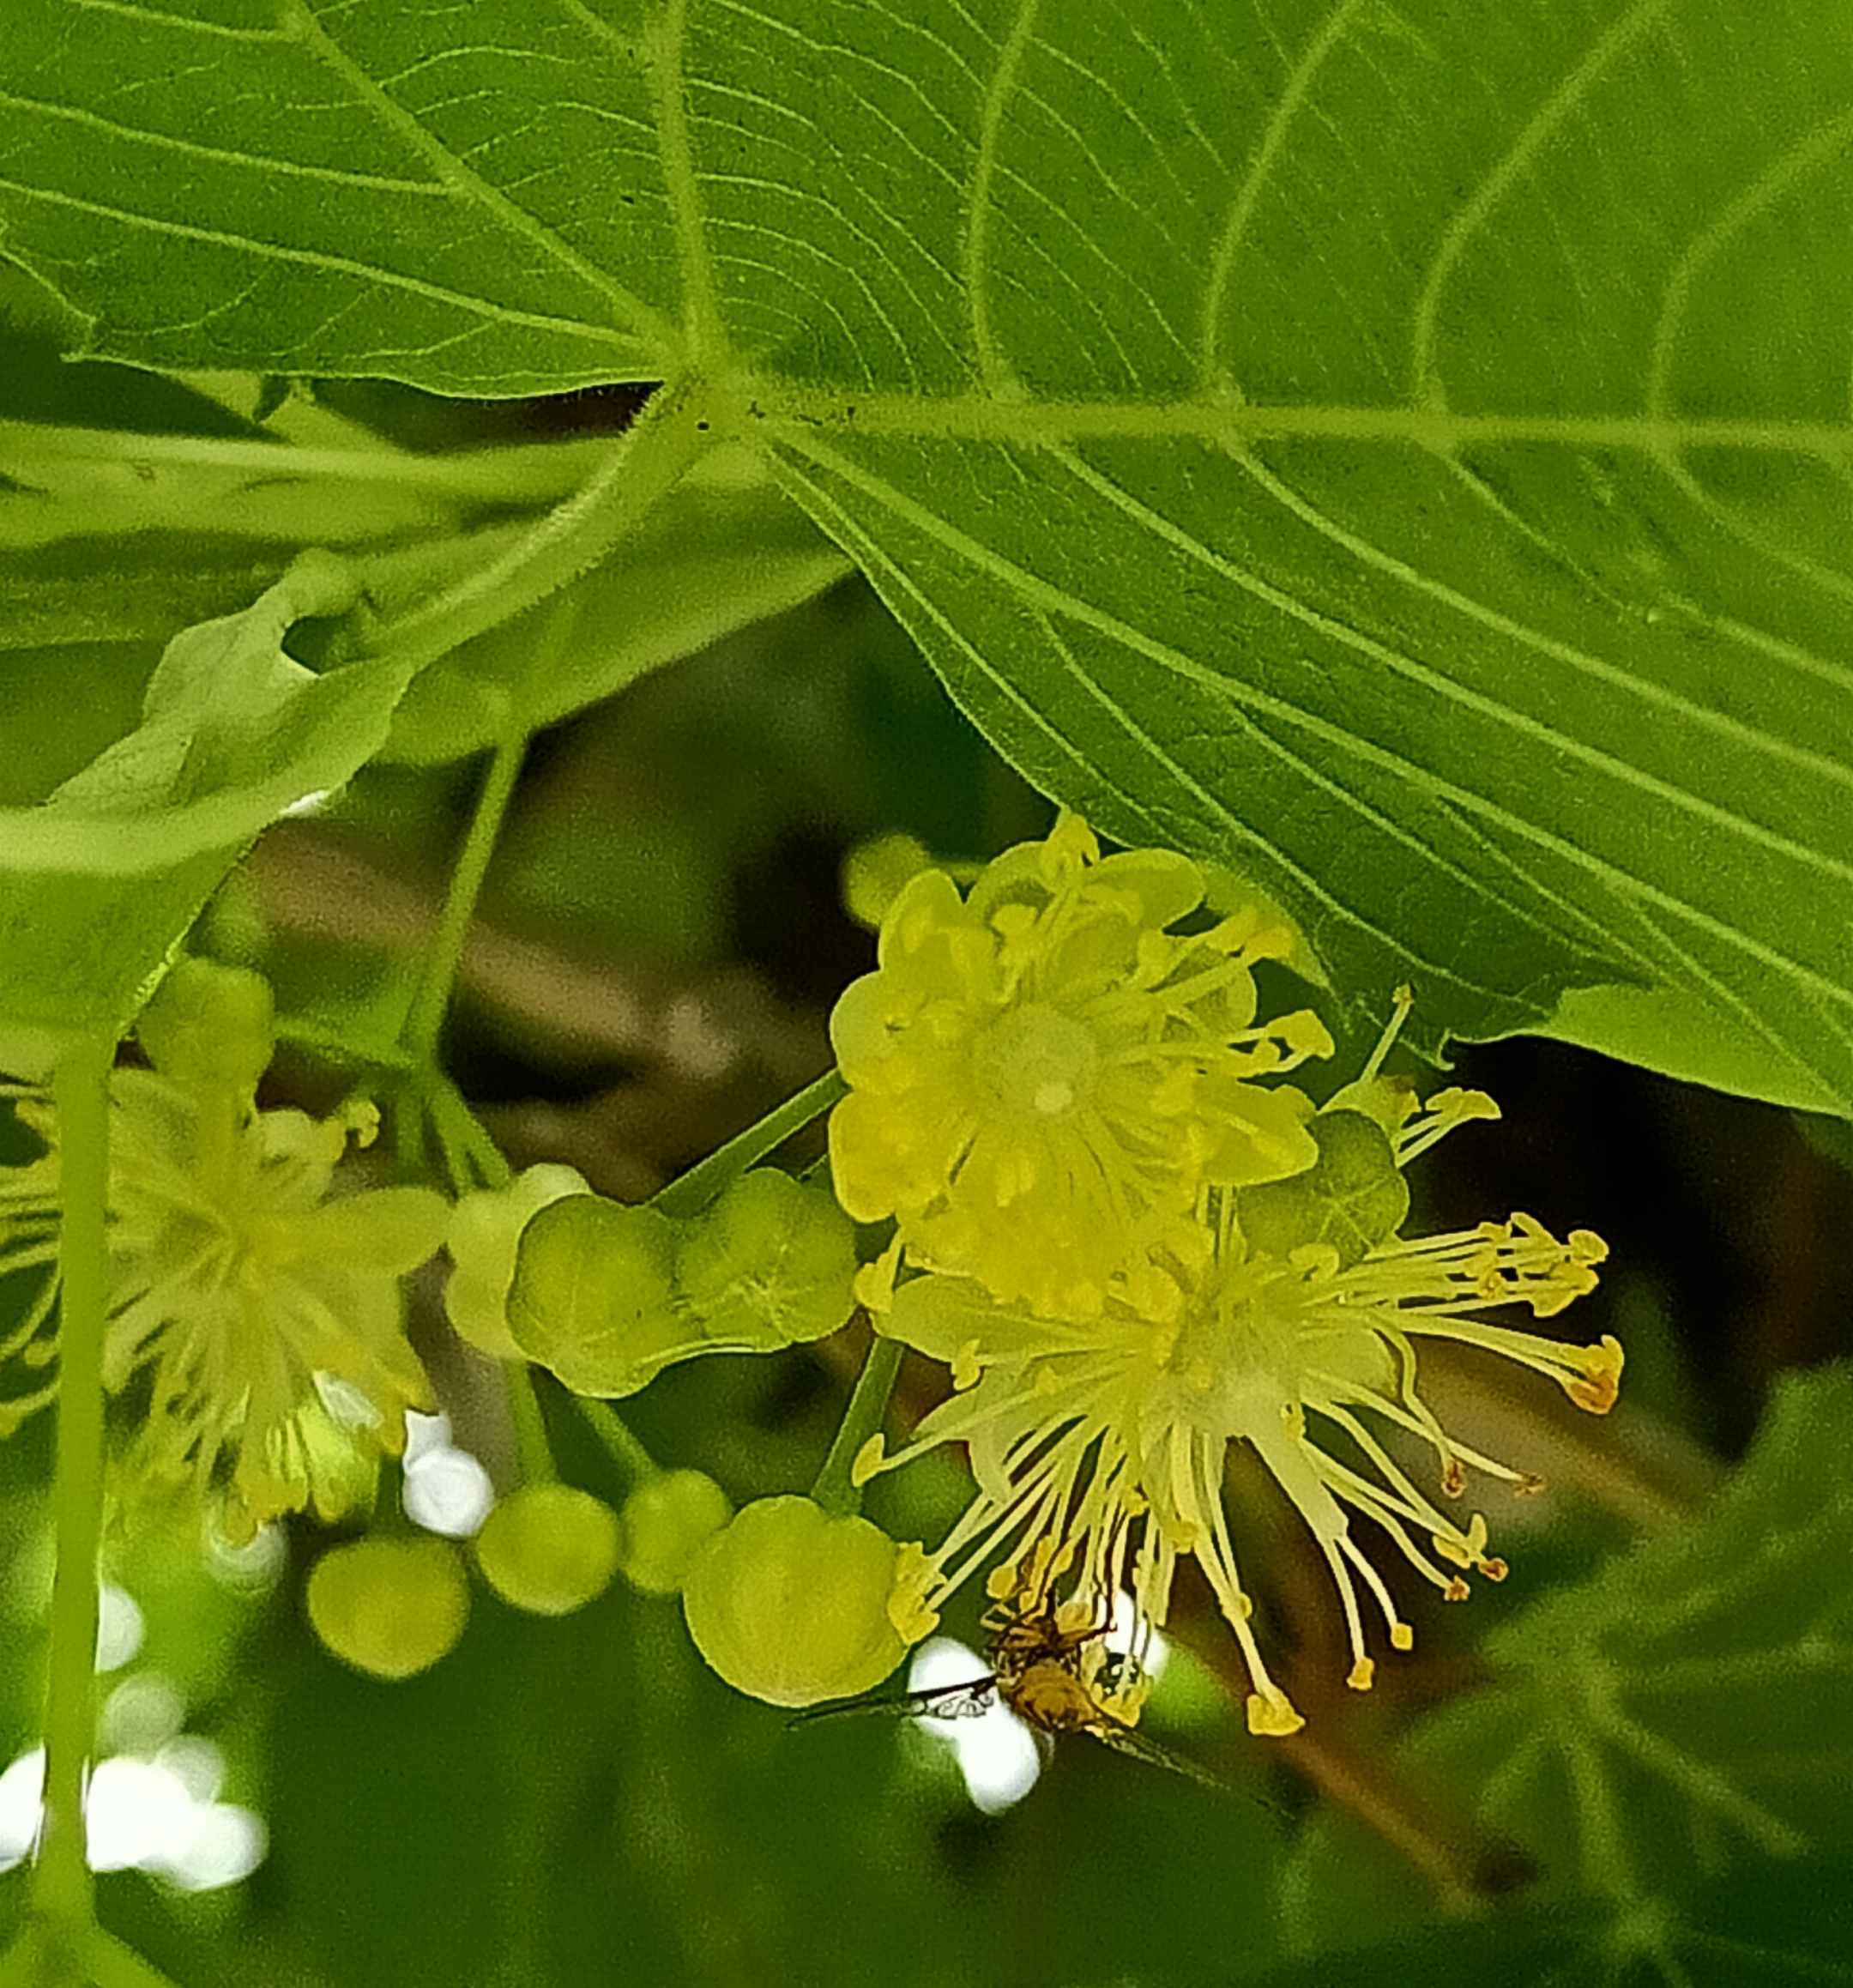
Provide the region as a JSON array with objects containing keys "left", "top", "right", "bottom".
[
  {"left": 401, "top": 710, "right": 534, "bottom": 1071},
  {"left": 575, "top": 1395, "right": 660, "bottom": 1488}
]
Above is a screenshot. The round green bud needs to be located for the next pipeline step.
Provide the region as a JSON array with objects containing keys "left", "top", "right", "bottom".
[
  {"left": 842, "top": 832, "right": 935, "bottom": 931},
  {"left": 507, "top": 1194, "right": 690, "bottom": 1397},
  {"left": 446, "top": 1164, "right": 591, "bottom": 1361},
  {"left": 305, "top": 1536, "right": 469, "bottom": 1681},
  {"left": 474, "top": 1483, "right": 621, "bottom": 1616},
  {"left": 613, "top": 1469, "right": 732, "bottom": 1596},
  {"left": 681, "top": 1496, "right": 908, "bottom": 1708},
  {"left": 675, "top": 1170, "right": 858, "bottom": 1351},
  {"left": 136, "top": 957, "right": 275, "bottom": 1102}
]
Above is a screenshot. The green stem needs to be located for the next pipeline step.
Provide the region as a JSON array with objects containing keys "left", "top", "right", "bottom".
[
  {"left": 575, "top": 1397, "right": 660, "bottom": 1489},
  {"left": 34, "top": 1037, "right": 113, "bottom": 1943},
  {"left": 81, "top": 1926, "right": 184, "bottom": 1988},
  {"left": 651, "top": 1068, "right": 847, "bottom": 1221},
  {"left": 401, "top": 717, "right": 530, "bottom": 1072},
  {"left": 809, "top": 1332, "right": 903, "bottom": 1519},
  {"left": 370, "top": 376, "right": 710, "bottom": 674},
  {"left": 396, "top": 379, "right": 712, "bottom": 1076},
  {"left": 507, "top": 1366, "right": 557, "bottom": 1486},
  {"left": 425, "top": 1072, "right": 514, "bottom": 1204}
]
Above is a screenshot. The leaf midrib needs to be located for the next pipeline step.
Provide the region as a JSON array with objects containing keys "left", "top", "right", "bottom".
[{"left": 726, "top": 384, "right": 1853, "bottom": 461}]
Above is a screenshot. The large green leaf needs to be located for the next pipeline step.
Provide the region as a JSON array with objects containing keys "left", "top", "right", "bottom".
[
  {"left": 1, "top": 3, "right": 1850, "bottom": 1104},
  {"left": 1279, "top": 1363, "right": 1853, "bottom": 1967}
]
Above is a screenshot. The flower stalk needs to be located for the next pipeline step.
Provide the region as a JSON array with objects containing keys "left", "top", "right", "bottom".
[
  {"left": 809, "top": 1331, "right": 902, "bottom": 1519},
  {"left": 33, "top": 1035, "right": 112, "bottom": 1943}
]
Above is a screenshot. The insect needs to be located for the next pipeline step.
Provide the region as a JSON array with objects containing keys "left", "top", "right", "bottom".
[{"left": 795, "top": 1588, "right": 1239, "bottom": 1800}]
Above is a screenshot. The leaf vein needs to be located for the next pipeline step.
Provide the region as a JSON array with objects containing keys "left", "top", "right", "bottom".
[
  {"left": 1408, "top": 0, "right": 1678, "bottom": 406},
  {"left": 290, "top": 1, "right": 674, "bottom": 353}
]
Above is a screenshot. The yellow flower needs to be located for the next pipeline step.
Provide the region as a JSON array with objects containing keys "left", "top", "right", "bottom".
[
  {"left": 105, "top": 1072, "right": 447, "bottom": 1538},
  {"left": 854, "top": 1081, "right": 1620, "bottom": 1737},
  {"left": 830, "top": 814, "right": 1333, "bottom": 1320},
  {"left": 3, "top": 1048, "right": 447, "bottom": 1541}
]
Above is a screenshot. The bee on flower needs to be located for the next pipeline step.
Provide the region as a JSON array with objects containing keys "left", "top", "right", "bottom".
[
  {"left": 799, "top": 1545, "right": 1235, "bottom": 1795},
  {"left": 834, "top": 821, "right": 1621, "bottom": 1737}
]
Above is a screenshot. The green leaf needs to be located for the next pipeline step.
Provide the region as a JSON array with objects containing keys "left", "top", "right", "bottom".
[
  {"left": 0, "top": 317, "right": 619, "bottom": 559},
  {"left": 3, "top": 4, "right": 1850, "bottom": 1106},
  {"left": 0, "top": 551, "right": 413, "bottom": 1071},
  {"left": 0, "top": 3, "right": 679, "bottom": 390},
  {"left": 1280, "top": 1363, "right": 1853, "bottom": 1954},
  {"left": 0, "top": 414, "right": 468, "bottom": 553}
]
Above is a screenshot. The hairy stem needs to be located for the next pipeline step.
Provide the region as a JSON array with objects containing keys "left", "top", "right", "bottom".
[{"left": 371, "top": 376, "right": 709, "bottom": 674}]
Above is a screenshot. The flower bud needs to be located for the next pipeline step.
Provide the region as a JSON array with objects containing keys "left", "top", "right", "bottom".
[
  {"left": 446, "top": 1164, "right": 592, "bottom": 1361},
  {"left": 474, "top": 1483, "right": 621, "bottom": 1616},
  {"left": 681, "top": 1496, "right": 910, "bottom": 1707},
  {"left": 306, "top": 1536, "right": 469, "bottom": 1681},
  {"left": 841, "top": 831, "right": 934, "bottom": 930},
  {"left": 1234, "top": 1108, "right": 1408, "bottom": 1267},
  {"left": 507, "top": 1194, "right": 689, "bottom": 1397},
  {"left": 613, "top": 1469, "right": 732, "bottom": 1595},
  {"left": 674, "top": 1169, "right": 858, "bottom": 1350},
  {"left": 136, "top": 957, "right": 275, "bottom": 1102}
]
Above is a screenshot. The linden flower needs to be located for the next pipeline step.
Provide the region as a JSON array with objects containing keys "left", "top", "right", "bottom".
[
  {"left": 830, "top": 814, "right": 1334, "bottom": 1319},
  {"left": 857, "top": 1084, "right": 1621, "bottom": 1737},
  {"left": 2, "top": 1067, "right": 447, "bottom": 1541}
]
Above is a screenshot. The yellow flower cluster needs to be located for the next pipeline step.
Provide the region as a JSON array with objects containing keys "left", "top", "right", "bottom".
[
  {"left": 832, "top": 819, "right": 1621, "bottom": 1735},
  {"left": 831, "top": 813, "right": 1332, "bottom": 1320},
  {"left": 0, "top": 963, "right": 447, "bottom": 1541}
]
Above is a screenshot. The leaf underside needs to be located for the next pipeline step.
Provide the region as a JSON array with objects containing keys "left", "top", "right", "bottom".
[{"left": 0, "top": 1, "right": 1847, "bottom": 1106}]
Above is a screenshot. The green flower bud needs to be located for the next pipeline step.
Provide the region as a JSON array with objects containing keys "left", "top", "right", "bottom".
[
  {"left": 841, "top": 831, "right": 935, "bottom": 931},
  {"left": 675, "top": 1169, "right": 858, "bottom": 1351},
  {"left": 136, "top": 957, "right": 275, "bottom": 1102},
  {"left": 1234, "top": 1109, "right": 1409, "bottom": 1268},
  {"left": 474, "top": 1483, "right": 621, "bottom": 1616},
  {"left": 306, "top": 1536, "right": 469, "bottom": 1681},
  {"left": 446, "top": 1164, "right": 591, "bottom": 1361},
  {"left": 681, "top": 1496, "right": 909, "bottom": 1707},
  {"left": 507, "top": 1194, "right": 691, "bottom": 1397},
  {"left": 613, "top": 1469, "right": 732, "bottom": 1596}
]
